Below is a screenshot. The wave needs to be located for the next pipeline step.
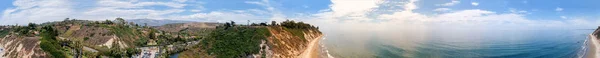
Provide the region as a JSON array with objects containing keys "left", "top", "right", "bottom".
[{"left": 579, "top": 36, "right": 589, "bottom": 58}]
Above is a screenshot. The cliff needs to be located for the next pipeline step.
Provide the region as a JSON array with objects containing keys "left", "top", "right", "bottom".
[
  {"left": 262, "top": 26, "right": 322, "bottom": 58},
  {"left": 0, "top": 35, "right": 49, "bottom": 58},
  {"left": 588, "top": 27, "right": 600, "bottom": 58},
  {"left": 178, "top": 20, "right": 323, "bottom": 58}
]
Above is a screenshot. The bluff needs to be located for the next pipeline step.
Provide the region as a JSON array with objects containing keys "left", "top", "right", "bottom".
[{"left": 177, "top": 20, "right": 323, "bottom": 58}]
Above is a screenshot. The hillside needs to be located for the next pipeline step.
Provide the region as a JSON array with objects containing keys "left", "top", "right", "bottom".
[
  {"left": 0, "top": 18, "right": 322, "bottom": 58},
  {"left": 177, "top": 20, "right": 323, "bottom": 58}
]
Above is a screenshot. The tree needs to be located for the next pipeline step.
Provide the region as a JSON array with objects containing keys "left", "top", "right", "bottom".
[
  {"left": 104, "top": 20, "right": 114, "bottom": 24},
  {"left": 64, "top": 18, "right": 70, "bottom": 22},
  {"left": 279, "top": 20, "right": 315, "bottom": 29},
  {"left": 129, "top": 22, "right": 135, "bottom": 26},
  {"left": 40, "top": 26, "right": 66, "bottom": 58},
  {"left": 149, "top": 30, "right": 156, "bottom": 39},
  {"left": 230, "top": 21, "right": 236, "bottom": 26},
  {"left": 116, "top": 18, "right": 126, "bottom": 24},
  {"left": 260, "top": 22, "right": 267, "bottom": 26},
  {"left": 144, "top": 23, "right": 148, "bottom": 28},
  {"left": 250, "top": 23, "right": 259, "bottom": 26},
  {"left": 271, "top": 21, "right": 277, "bottom": 26},
  {"left": 27, "top": 23, "right": 36, "bottom": 29},
  {"left": 224, "top": 22, "right": 231, "bottom": 29}
]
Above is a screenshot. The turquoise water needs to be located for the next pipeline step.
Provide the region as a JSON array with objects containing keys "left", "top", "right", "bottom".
[{"left": 324, "top": 29, "right": 592, "bottom": 58}]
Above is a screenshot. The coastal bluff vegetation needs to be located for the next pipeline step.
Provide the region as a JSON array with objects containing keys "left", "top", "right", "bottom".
[{"left": 0, "top": 18, "right": 322, "bottom": 58}]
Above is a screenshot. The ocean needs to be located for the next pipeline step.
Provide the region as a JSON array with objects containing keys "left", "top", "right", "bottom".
[{"left": 322, "top": 29, "right": 592, "bottom": 58}]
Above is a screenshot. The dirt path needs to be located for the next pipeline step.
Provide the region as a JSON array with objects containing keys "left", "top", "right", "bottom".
[
  {"left": 299, "top": 35, "right": 323, "bottom": 58},
  {"left": 83, "top": 46, "right": 98, "bottom": 52}
]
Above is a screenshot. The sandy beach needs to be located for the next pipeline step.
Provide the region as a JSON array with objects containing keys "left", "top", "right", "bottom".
[
  {"left": 587, "top": 34, "right": 599, "bottom": 58},
  {"left": 299, "top": 35, "right": 323, "bottom": 58}
]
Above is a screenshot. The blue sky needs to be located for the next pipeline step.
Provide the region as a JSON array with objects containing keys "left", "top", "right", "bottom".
[{"left": 0, "top": 0, "right": 599, "bottom": 29}]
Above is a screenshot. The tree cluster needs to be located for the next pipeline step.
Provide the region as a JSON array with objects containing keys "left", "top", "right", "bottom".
[{"left": 280, "top": 20, "right": 317, "bottom": 29}]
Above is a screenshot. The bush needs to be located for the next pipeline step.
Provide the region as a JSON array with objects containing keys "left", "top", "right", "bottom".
[
  {"left": 0, "top": 28, "right": 11, "bottom": 37},
  {"left": 84, "top": 37, "right": 89, "bottom": 40},
  {"left": 205, "top": 26, "right": 271, "bottom": 58},
  {"left": 39, "top": 26, "right": 66, "bottom": 58}
]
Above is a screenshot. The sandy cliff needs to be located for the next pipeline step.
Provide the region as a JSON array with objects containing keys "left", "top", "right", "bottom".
[
  {"left": 0, "top": 34, "right": 48, "bottom": 58},
  {"left": 261, "top": 26, "right": 323, "bottom": 58}
]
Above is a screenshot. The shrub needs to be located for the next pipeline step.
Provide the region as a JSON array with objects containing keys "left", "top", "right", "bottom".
[
  {"left": 205, "top": 26, "right": 271, "bottom": 58},
  {"left": 39, "top": 26, "right": 66, "bottom": 58}
]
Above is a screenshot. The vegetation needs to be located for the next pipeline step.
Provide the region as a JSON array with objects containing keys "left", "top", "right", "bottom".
[
  {"left": 0, "top": 28, "right": 11, "bottom": 37},
  {"left": 203, "top": 22, "right": 271, "bottom": 58},
  {"left": 1, "top": 18, "right": 321, "bottom": 58},
  {"left": 279, "top": 20, "right": 319, "bottom": 39},
  {"left": 39, "top": 25, "right": 67, "bottom": 58},
  {"left": 280, "top": 20, "right": 317, "bottom": 29}
]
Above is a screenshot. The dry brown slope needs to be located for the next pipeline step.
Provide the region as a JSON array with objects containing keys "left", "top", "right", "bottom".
[
  {"left": 265, "top": 26, "right": 322, "bottom": 58},
  {"left": 0, "top": 35, "right": 49, "bottom": 58}
]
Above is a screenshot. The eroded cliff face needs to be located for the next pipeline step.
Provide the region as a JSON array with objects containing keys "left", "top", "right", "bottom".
[
  {"left": 260, "top": 26, "right": 322, "bottom": 58},
  {"left": 0, "top": 34, "right": 49, "bottom": 58}
]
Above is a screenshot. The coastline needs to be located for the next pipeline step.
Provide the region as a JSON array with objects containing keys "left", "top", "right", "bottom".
[
  {"left": 587, "top": 34, "right": 599, "bottom": 58},
  {"left": 299, "top": 35, "right": 323, "bottom": 58}
]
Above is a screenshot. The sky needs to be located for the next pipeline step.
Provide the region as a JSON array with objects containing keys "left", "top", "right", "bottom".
[{"left": 1, "top": 0, "right": 599, "bottom": 30}]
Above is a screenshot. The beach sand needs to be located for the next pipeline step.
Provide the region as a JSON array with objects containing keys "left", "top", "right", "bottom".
[
  {"left": 587, "top": 34, "right": 599, "bottom": 58},
  {"left": 300, "top": 35, "right": 323, "bottom": 58}
]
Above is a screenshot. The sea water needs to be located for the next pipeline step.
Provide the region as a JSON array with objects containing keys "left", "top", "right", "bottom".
[{"left": 323, "top": 29, "right": 592, "bottom": 58}]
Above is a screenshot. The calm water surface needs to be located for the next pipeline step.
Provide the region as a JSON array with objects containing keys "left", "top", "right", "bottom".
[{"left": 323, "top": 29, "right": 592, "bottom": 58}]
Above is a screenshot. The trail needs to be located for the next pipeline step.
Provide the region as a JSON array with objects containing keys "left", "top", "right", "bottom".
[{"left": 299, "top": 35, "right": 323, "bottom": 58}]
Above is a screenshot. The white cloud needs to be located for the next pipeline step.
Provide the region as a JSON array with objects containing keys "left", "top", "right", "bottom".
[
  {"left": 245, "top": 0, "right": 275, "bottom": 11},
  {"left": 509, "top": 8, "right": 530, "bottom": 14},
  {"left": 433, "top": 8, "right": 451, "bottom": 12},
  {"left": 471, "top": 2, "right": 479, "bottom": 6},
  {"left": 97, "top": 0, "right": 187, "bottom": 8},
  {"left": 436, "top": 0, "right": 460, "bottom": 6},
  {"left": 190, "top": 10, "right": 202, "bottom": 12},
  {"left": 0, "top": 0, "right": 203, "bottom": 25},
  {"left": 173, "top": 0, "right": 187, "bottom": 3},
  {"left": 245, "top": 1, "right": 268, "bottom": 7},
  {"left": 556, "top": 7, "right": 563, "bottom": 11},
  {"left": 328, "top": 0, "right": 383, "bottom": 17},
  {"left": 1, "top": 0, "right": 73, "bottom": 25},
  {"left": 560, "top": 16, "right": 567, "bottom": 19}
]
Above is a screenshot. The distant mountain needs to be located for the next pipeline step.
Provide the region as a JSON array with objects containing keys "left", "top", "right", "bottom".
[{"left": 127, "top": 19, "right": 195, "bottom": 26}]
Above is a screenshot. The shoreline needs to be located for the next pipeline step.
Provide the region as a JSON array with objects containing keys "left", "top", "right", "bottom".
[
  {"left": 299, "top": 35, "right": 323, "bottom": 58},
  {"left": 587, "top": 34, "right": 599, "bottom": 58}
]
